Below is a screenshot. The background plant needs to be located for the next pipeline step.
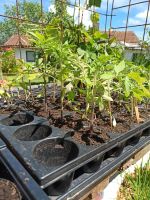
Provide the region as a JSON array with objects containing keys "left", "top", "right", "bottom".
[{"left": 118, "top": 159, "right": 150, "bottom": 200}]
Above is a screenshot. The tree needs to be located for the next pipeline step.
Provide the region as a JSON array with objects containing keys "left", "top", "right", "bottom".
[{"left": 0, "top": 1, "right": 47, "bottom": 45}]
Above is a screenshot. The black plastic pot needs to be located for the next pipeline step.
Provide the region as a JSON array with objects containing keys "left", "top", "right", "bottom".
[
  {"left": 0, "top": 112, "right": 34, "bottom": 126},
  {"left": 13, "top": 124, "right": 52, "bottom": 141},
  {"left": 143, "top": 128, "right": 150, "bottom": 136},
  {"left": 105, "top": 142, "right": 125, "bottom": 158},
  {"left": 82, "top": 154, "right": 104, "bottom": 173},
  {"left": 33, "top": 138, "right": 79, "bottom": 196},
  {"left": 126, "top": 131, "right": 143, "bottom": 146},
  {"left": 0, "top": 112, "right": 149, "bottom": 199},
  {"left": 44, "top": 173, "right": 74, "bottom": 196}
]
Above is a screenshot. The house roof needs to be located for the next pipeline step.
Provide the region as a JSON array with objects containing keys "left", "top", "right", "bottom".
[
  {"left": 3, "top": 35, "right": 31, "bottom": 48},
  {"left": 108, "top": 31, "right": 139, "bottom": 44}
]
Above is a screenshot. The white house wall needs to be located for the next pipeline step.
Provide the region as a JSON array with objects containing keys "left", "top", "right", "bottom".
[
  {"left": 124, "top": 50, "right": 133, "bottom": 60},
  {"left": 15, "top": 48, "right": 34, "bottom": 62},
  {"left": 124, "top": 49, "right": 141, "bottom": 61}
]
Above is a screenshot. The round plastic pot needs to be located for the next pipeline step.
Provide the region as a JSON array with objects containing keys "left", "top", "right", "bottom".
[
  {"left": 82, "top": 154, "right": 104, "bottom": 173},
  {"left": 33, "top": 138, "right": 79, "bottom": 196},
  {"left": 13, "top": 124, "right": 52, "bottom": 141},
  {"left": 0, "top": 113, "right": 34, "bottom": 126},
  {"left": 105, "top": 142, "right": 125, "bottom": 158},
  {"left": 44, "top": 173, "right": 74, "bottom": 196},
  {"left": 126, "top": 131, "right": 143, "bottom": 146}
]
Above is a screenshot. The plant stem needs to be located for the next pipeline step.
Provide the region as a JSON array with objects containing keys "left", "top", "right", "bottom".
[
  {"left": 29, "top": 80, "right": 34, "bottom": 101},
  {"left": 53, "top": 78, "right": 56, "bottom": 103},
  {"left": 89, "top": 75, "right": 96, "bottom": 133},
  {"left": 43, "top": 74, "right": 47, "bottom": 112},
  {"left": 85, "top": 102, "right": 89, "bottom": 117},
  {"left": 90, "top": 101, "right": 95, "bottom": 133},
  {"left": 29, "top": 80, "right": 31, "bottom": 94},
  {"left": 60, "top": 80, "right": 64, "bottom": 122},
  {"left": 108, "top": 82, "right": 112, "bottom": 129},
  {"left": 131, "top": 96, "right": 134, "bottom": 118},
  {"left": 108, "top": 100, "right": 112, "bottom": 129}
]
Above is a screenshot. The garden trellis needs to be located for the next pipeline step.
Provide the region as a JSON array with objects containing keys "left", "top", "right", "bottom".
[
  {"left": 0, "top": 1, "right": 150, "bottom": 200},
  {"left": 0, "top": 0, "right": 150, "bottom": 51}
]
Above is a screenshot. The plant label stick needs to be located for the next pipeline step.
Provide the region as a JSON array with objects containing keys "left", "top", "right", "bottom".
[{"left": 135, "top": 106, "right": 140, "bottom": 124}]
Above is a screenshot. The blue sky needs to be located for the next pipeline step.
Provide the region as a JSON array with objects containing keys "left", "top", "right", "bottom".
[
  {"left": 0, "top": 0, "right": 150, "bottom": 40},
  {"left": 99, "top": 0, "right": 150, "bottom": 40}
]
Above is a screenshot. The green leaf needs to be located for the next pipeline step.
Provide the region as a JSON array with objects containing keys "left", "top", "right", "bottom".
[
  {"left": 67, "top": 91, "right": 75, "bottom": 101},
  {"left": 84, "top": 77, "right": 92, "bottom": 86},
  {"left": 0, "top": 89, "right": 4, "bottom": 95},
  {"left": 133, "top": 91, "right": 142, "bottom": 101},
  {"left": 100, "top": 73, "right": 114, "bottom": 80},
  {"left": 141, "top": 86, "right": 150, "bottom": 97},
  {"left": 28, "top": 74, "right": 37, "bottom": 81},
  {"left": 81, "top": 30, "right": 94, "bottom": 45},
  {"left": 124, "top": 76, "right": 131, "bottom": 97},
  {"left": 77, "top": 48, "right": 85, "bottom": 57},
  {"left": 89, "top": 0, "right": 102, "bottom": 7},
  {"left": 114, "top": 60, "right": 125, "bottom": 75},
  {"left": 37, "top": 92, "right": 43, "bottom": 98},
  {"left": 128, "top": 72, "right": 146, "bottom": 85}
]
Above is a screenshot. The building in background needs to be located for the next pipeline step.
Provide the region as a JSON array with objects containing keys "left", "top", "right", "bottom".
[
  {"left": 1, "top": 35, "right": 36, "bottom": 62},
  {"left": 108, "top": 30, "right": 140, "bottom": 60}
]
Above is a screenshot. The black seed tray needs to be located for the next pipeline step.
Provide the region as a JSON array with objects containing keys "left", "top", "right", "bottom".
[
  {"left": 0, "top": 112, "right": 149, "bottom": 195},
  {"left": 0, "top": 147, "right": 49, "bottom": 200},
  {"left": 0, "top": 138, "right": 6, "bottom": 149},
  {"left": 58, "top": 135, "right": 150, "bottom": 200},
  {"left": 0, "top": 134, "right": 149, "bottom": 200}
]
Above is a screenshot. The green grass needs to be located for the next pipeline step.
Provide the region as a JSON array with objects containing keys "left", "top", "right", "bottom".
[
  {"left": 118, "top": 159, "right": 150, "bottom": 200},
  {"left": 3, "top": 73, "right": 49, "bottom": 85}
]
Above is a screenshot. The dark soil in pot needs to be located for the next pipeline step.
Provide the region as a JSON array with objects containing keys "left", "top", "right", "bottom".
[
  {"left": 0, "top": 162, "right": 25, "bottom": 200},
  {"left": 0, "top": 113, "right": 34, "bottom": 126},
  {"left": 0, "top": 179, "right": 22, "bottom": 200},
  {"left": 33, "top": 138, "right": 79, "bottom": 196},
  {"left": 13, "top": 124, "right": 52, "bottom": 141},
  {"left": 33, "top": 138, "right": 79, "bottom": 166},
  {"left": 0, "top": 95, "right": 149, "bottom": 146}
]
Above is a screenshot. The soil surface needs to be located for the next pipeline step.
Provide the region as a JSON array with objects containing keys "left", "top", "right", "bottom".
[
  {"left": 0, "top": 179, "right": 21, "bottom": 200},
  {"left": 0, "top": 88, "right": 150, "bottom": 146},
  {"left": 0, "top": 162, "right": 25, "bottom": 200}
]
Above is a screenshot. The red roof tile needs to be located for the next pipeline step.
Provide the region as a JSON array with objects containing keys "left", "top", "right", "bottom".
[
  {"left": 108, "top": 31, "right": 139, "bottom": 44},
  {"left": 3, "top": 35, "right": 31, "bottom": 47}
]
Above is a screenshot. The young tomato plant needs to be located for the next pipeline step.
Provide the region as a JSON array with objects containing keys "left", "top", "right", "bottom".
[
  {"left": 54, "top": 42, "right": 76, "bottom": 121},
  {"left": 29, "top": 29, "right": 56, "bottom": 112},
  {"left": 120, "top": 62, "right": 150, "bottom": 122},
  {"left": 0, "top": 79, "right": 12, "bottom": 105}
]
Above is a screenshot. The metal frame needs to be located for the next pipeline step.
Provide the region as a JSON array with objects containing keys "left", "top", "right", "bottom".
[
  {"left": 0, "top": 0, "right": 149, "bottom": 57},
  {"left": 0, "top": 0, "right": 150, "bottom": 43}
]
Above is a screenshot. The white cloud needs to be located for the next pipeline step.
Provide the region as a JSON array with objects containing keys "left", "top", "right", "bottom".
[
  {"left": 127, "top": 9, "right": 150, "bottom": 26},
  {"left": 123, "top": 18, "right": 141, "bottom": 26},
  {"left": 136, "top": 10, "right": 150, "bottom": 20},
  {"left": 67, "top": 6, "right": 93, "bottom": 28},
  {"left": 100, "top": 0, "right": 148, "bottom": 13},
  {"left": 49, "top": 5, "right": 56, "bottom": 13}
]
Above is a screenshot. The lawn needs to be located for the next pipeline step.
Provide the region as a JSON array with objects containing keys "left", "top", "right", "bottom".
[{"left": 3, "top": 73, "right": 49, "bottom": 85}]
